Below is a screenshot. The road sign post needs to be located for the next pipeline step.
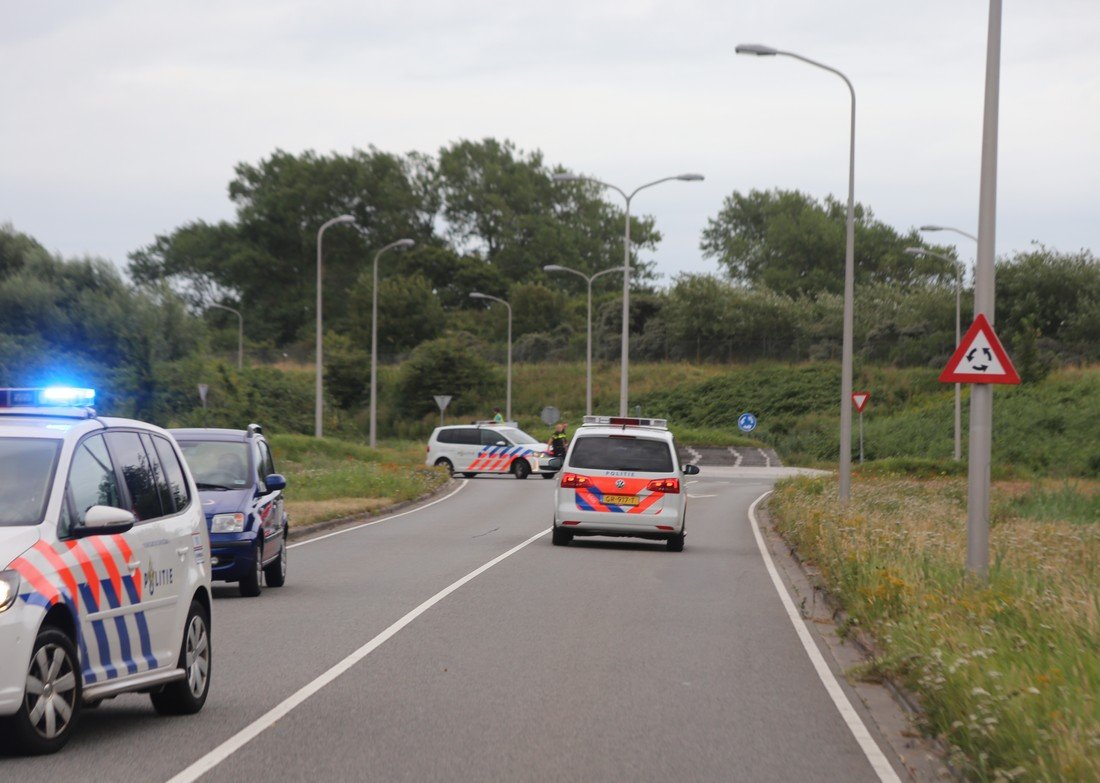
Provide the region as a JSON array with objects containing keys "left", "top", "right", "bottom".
[
  {"left": 852, "top": 392, "right": 870, "bottom": 464},
  {"left": 433, "top": 395, "right": 452, "bottom": 426}
]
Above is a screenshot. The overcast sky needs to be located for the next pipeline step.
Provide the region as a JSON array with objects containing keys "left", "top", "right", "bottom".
[{"left": 2, "top": 1, "right": 1097, "bottom": 285}]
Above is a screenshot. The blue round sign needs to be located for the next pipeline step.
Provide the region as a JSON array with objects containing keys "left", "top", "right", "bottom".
[{"left": 737, "top": 412, "right": 757, "bottom": 433}]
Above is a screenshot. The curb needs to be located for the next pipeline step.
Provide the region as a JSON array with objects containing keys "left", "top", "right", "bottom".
[{"left": 286, "top": 477, "right": 460, "bottom": 543}]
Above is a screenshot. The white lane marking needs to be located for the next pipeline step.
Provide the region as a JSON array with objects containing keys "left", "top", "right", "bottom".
[
  {"left": 757, "top": 447, "right": 772, "bottom": 468},
  {"left": 687, "top": 493, "right": 717, "bottom": 499},
  {"left": 728, "top": 446, "right": 743, "bottom": 467},
  {"left": 287, "top": 480, "right": 468, "bottom": 550},
  {"left": 748, "top": 492, "right": 901, "bottom": 783},
  {"left": 168, "top": 525, "right": 551, "bottom": 783}
]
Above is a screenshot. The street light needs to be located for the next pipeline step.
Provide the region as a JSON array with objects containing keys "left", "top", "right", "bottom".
[
  {"left": 543, "top": 263, "right": 626, "bottom": 415},
  {"left": 736, "top": 42, "right": 857, "bottom": 503},
  {"left": 470, "top": 292, "right": 513, "bottom": 422},
  {"left": 369, "top": 238, "right": 415, "bottom": 448},
  {"left": 919, "top": 225, "right": 979, "bottom": 243},
  {"left": 552, "top": 172, "right": 704, "bottom": 416},
  {"left": 206, "top": 303, "right": 244, "bottom": 369},
  {"left": 315, "top": 214, "right": 356, "bottom": 438},
  {"left": 906, "top": 247, "right": 966, "bottom": 460}
]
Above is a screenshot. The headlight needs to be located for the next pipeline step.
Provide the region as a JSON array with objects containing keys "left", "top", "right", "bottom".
[
  {"left": 211, "top": 513, "right": 246, "bottom": 533},
  {"left": 0, "top": 570, "right": 20, "bottom": 613}
]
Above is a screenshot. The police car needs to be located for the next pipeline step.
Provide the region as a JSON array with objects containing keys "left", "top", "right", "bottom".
[
  {"left": 0, "top": 388, "right": 212, "bottom": 755},
  {"left": 426, "top": 422, "right": 553, "bottom": 479},
  {"left": 170, "top": 426, "right": 288, "bottom": 597},
  {"left": 551, "top": 416, "right": 700, "bottom": 551}
]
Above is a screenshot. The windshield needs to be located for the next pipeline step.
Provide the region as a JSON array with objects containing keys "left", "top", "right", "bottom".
[
  {"left": 0, "top": 438, "right": 61, "bottom": 526},
  {"left": 570, "top": 436, "right": 673, "bottom": 473},
  {"left": 496, "top": 428, "right": 540, "bottom": 445},
  {"left": 177, "top": 440, "right": 251, "bottom": 489}
]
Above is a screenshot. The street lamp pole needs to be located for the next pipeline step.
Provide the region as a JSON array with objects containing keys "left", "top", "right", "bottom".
[
  {"left": 315, "top": 214, "right": 356, "bottom": 438},
  {"left": 736, "top": 42, "right": 857, "bottom": 502},
  {"left": 552, "top": 172, "right": 703, "bottom": 416},
  {"left": 369, "top": 238, "right": 415, "bottom": 449},
  {"left": 470, "top": 292, "right": 513, "bottom": 422},
  {"left": 544, "top": 264, "right": 625, "bottom": 415},
  {"left": 207, "top": 303, "right": 243, "bottom": 369},
  {"left": 905, "top": 247, "right": 966, "bottom": 460}
]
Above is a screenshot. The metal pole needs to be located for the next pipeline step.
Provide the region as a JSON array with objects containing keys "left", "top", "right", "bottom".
[
  {"left": 955, "top": 264, "right": 963, "bottom": 461},
  {"left": 315, "top": 229, "right": 325, "bottom": 438},
  {"left": 620, "top": 197, "right": 631, "bottom": 417},
  {"left": 968, "top": 0, "right": 1002, "bottom": 577},
  {"left": 370, "top": 249, "right": 380, "bottom": 448},
  {"left": 506, "top": 303, "right": 512, "bottom": 422},
  {"left": 859, "top": 411, "right": 864, "bottom": 464},
  {"left": 586, "top": 276, "right": 593, "bottom": 416},
  {"left": 838, "top": 73, "right": 856, "bottom": 503}
]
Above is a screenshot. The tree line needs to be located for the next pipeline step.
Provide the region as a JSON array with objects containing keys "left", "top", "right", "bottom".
[{"left": 1, "top": 135, "right": 1097, "bottom": 429}]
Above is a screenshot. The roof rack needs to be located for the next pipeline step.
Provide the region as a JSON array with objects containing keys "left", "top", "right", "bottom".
[
  {"left": 581, "top": 415, "right": 667, "bottom": 429},
  {"left": 0, "top": 387, "right": 97, "bottom": 419}
]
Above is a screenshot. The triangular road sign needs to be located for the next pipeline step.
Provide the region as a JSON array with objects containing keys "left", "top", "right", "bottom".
[
  {"left": 851, "top": 391, "right": 870, "bottom": 413},
  {"left": 940, "top": 313, "right": 1021, "bottom": 385}
]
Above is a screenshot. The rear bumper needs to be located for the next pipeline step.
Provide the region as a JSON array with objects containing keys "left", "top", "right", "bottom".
[{"left": 553, "top": 511, "right": 683, "bottom": 539}]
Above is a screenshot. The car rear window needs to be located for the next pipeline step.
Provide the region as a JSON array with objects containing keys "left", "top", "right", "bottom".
[{"left": 569, "top": 436, "right": 673, "bottom": 473}]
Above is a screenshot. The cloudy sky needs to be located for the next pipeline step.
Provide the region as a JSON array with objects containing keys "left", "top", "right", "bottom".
[{"left": 2, "top": 1, "right": 1097, "bottom": 283}]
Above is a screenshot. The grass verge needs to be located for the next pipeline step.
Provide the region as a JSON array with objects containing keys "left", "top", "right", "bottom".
[
  {"left": 768, "top": 475, "right": 1099, "bottom": 782},
  {"left": 269, "top": 434, "right": 449, "bottom": 527}
]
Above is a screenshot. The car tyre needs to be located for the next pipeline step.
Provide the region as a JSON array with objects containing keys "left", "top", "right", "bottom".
[
  {"left": 0, "top": 626, "right": 82, "bottom": 756},
  {"left": 151, "top": 600, "right": 211, "bottom": 716},
  {"left": 541, "top": 472, "right": 556, "bottom": 480},
  {"left": 551, "top": 527, "right": 572, "bottom": 546},
  {"left": 435, "top": 458, "right": 454, "bottom": 476},
  {"left": 239, "top": 542, "right": 262, "bottom": 597},
  {"left": 511, "top": 459, "right": 530, "bottom": 480},
  {"left": 462, "top": 472, "right": 476, "bottom": 478},
  {"left": 667, "top": 530, "right": 685, "bottom": 552},
  {"left": 263, "top": 537, "right": 287, "bottom": 588}
]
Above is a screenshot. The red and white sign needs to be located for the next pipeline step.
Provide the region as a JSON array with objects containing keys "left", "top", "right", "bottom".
[
  {"left": 851, "top": 391, "right": 870, "bottom": 413},
  {"left": 939, "top": 313, "right": 1021, "bottom": 385}
]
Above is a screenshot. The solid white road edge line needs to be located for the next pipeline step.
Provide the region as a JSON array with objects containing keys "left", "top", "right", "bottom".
[
  {"left": 748, "top": 491, "right": 902, "bottom": 783},
  {"left": 167, "top": 524, "right": 550, "bottom": 783},
  {"left": 287, "top": 480, "right": 468, "bottom": 550}
]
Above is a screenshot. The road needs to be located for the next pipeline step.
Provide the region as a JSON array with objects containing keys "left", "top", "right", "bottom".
[{"left": 2, "top": 469, "right": 913, "bottom": 782}]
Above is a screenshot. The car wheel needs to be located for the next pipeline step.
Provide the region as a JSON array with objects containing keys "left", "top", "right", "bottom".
[
  {"left": 512, "top": 459, "right": 530, "bottom": 480},
  {"left": 239, "top": 542, "right": 262, "bottom": 597},
  {"left": 551, "top": 527, "right": 572, "bottom": 546},
  {"left": 151, "top": 600, "right": 211, "bottom": 716},
  {"left": 263, "top": 538, "right": 287, "bottom": 588},
  {"left": 0, "top": 626, "right": 82, "bottom": 755},
  {"left": 435, "top": 458, "right": 454, "bottom": 476},
  {"left": 462, "top": 472, "right": 476, "bottom": 478},
  {"left": 667, "top": 530, "right": 685, "bottom": 552},
  {"left": 541, "top": 472, "right": 556, "bottom": 480}
]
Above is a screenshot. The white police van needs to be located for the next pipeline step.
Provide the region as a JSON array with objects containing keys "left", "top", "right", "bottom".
[
  {"left": 552, "top": 416, "right": 699, "bottom": 551},
  {"left": 0, "top": 388, "right": 212, "bottom": 755},
  {"left": 426, "top": 422, "right": 553, "bottom": 479}
]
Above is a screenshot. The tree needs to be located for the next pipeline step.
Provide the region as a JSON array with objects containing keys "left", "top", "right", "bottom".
[
  {"left": 396, "top": 334, "right": 499, "bottom": 418},
  {"left": 348, "top": 273, "right": 446, "bottom": 357},
  {"left": 700, "top": 189, "right": 956, "bottom": 295}
]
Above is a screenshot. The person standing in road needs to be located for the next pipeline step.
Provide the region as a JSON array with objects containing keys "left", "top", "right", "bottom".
[
  {"left": 548, "top": 421, "right": 569, "bottom": 458},
  {"left": 492, "top": 407, "right": 504, "bottom": 423}
]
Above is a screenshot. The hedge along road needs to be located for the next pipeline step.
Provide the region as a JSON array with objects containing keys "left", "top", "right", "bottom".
[{"left": 5, "top": 470, "right": 908, "bottom": 782}]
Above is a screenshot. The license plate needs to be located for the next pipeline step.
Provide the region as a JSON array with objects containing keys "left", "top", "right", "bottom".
[{"left": 602, "top": 494, "right": 639, "bottom": 506}]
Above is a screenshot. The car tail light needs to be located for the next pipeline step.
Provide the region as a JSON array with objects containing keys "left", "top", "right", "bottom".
[
  {"left": 646, "top": 478, "right": 680, "bottom": 494},
  {"left": 560, "top": 473, "right": 590, "bottom": 489}
]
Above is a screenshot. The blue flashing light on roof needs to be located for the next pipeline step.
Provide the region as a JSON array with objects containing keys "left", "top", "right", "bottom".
[
  {"left": 39, "top": 387, "right": 96, "bottom": 406},
  {"left": 0, "top": 387, "right": 97, "bottom": 417}
]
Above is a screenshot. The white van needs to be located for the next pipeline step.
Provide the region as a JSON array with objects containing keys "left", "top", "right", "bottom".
[{"left": 426, "top": 422, "right": 553, "bottom": 480}]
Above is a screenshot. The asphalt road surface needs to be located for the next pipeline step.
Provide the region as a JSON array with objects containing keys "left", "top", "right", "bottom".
[{"left": 3, "top": 469, "right": 914, "bottom": 782}]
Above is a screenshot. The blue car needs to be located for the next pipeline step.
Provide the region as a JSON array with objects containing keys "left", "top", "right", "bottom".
[{"left": 170, "top": 425, "right": 288, "bottom": 597}]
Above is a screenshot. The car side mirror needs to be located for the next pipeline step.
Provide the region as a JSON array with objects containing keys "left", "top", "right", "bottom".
[
  {"left": 72, "top": 505, "right": 135, "bottom": 538},
  {"left": 546, "top": 457, "right": 563, "bottom": 470},
  {"left": 264, "top": 473, "right": 287, "bottom": 492},
  {"left": 682, "top": 464, "right": 700, "bottom": 475}
]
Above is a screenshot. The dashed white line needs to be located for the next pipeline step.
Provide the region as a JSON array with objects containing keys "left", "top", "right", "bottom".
[
  {"left": 747, "top": 492, "right": 901, "bottom": 783},
  {"left": 168, "top": 524, "right": 551, "bottom": 783}
]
